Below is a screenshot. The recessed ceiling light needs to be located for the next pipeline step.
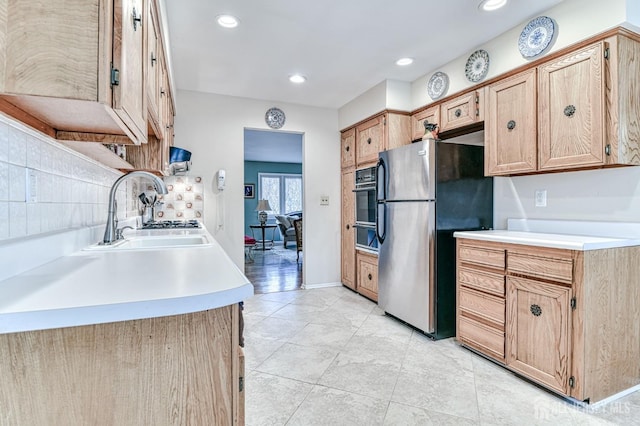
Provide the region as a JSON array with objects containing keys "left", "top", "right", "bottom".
[
  {"left": 396, "top": 57, "right": 414, "bottom": 66},
  {"left": 216, "top": 14, "right": 239, "bottom": 28},
  {"left": 478, "top": 0, "right": 508, "bottom": 11},
  {"left": 289, "top": 74, "right": 307, "bottom": 84}
]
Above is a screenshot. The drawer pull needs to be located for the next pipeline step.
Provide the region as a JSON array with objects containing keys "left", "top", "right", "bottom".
[
  {"left": 346, "top": 145, "right": 350, "bottom": 152},
  {"left": 507, "top": 120, "right": 516, "bottom": 130},
  {"left": 530, "top": 304, "right": 542, "bottom": 317},
  {"left": 564, "top": 105, "right": 576, "bottom": 117},
  {"left": 367, "top": 138, "right": 372, "bottom": 144},
  {"left": 454, "top": 108, "right": 462, "bottom": 118},
  {"left": 346, "top": 224, "right": 350, "bottom": 230},
  {"left": 368, "top": 273, "right": 372, "bottom": 280}
]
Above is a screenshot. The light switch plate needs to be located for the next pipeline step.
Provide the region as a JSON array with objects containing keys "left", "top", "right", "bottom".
[
  {"left": 320, "top": 195, "right": 329, "bottom": 206},
  {"left": 535, "top": 189, "right": 547, "bottom": 207},
  {"left": 26, "top": 168, "right": 37, "bottom": 203}
]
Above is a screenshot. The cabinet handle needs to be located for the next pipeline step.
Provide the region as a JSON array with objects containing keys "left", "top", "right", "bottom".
[
  {"left": 160, "top": 88, "right": 165, "bottom": 96},
  {"left": 507, "top": 120, "right": 516, "bottom": 130},
  {"left": 564, "top": 105, "right": 576, "bottom": 117},
  {"left": 530, "top": 304, "right": 542, "bottom": 317},
  {"left": 346, "top": 224, "right": 350, "bottom": 230},
  {"left": 345, "top": 145, "right": 350, "bottom": 152},
  {"left": 132, "top": 6, "right": 142, "bottom": 31},
  {"left": 368, "top": 273, "right": 372, "bottom": 280},
  {"left": 367, "top": 138, "right": 372, "bottom": 145},
  {"left": 151, "top": 52, "right": 157, "bottom": 66},
  {"left": 454, "top": 108, "right": 462, "bottom": 118}
]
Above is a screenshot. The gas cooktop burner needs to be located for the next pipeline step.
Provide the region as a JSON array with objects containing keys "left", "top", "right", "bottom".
[{"left": 141, "top": 220, "right": 201, "bottom": 230}]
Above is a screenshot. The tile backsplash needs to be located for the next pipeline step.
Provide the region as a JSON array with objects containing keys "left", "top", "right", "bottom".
[
  {"left": 155, "top": 176, "right": 204, "bottom": 221},
  {"left": 0, "top": 114, "right": 137, "bottom": 242}
]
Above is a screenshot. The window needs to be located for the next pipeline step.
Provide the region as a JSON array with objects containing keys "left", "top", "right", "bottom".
[{"left": 258, "top": 173, "right": 302, "bottom": 216}]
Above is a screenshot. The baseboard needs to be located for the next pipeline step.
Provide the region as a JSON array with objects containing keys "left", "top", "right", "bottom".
[{"left": 301, "top": 281, "right": 342, "bottom": 290}]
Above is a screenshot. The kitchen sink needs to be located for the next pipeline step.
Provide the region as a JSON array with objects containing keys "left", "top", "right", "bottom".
[{"left": 84, "top": 234, "right": 212, "bottom": 251}]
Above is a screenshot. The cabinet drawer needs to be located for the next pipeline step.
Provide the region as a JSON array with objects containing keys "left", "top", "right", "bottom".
[
  {"left": 459, "top": 287, "right": 505, "bottom": 327},
  {"left": 357, "top": 253, "right": 378, "bottom": 301},
  {"left": 440, "top": 90, "right": 483, "bottom": 132},
  {"left": 458, "top": 266, "right": 505, "bottom": 297},
  {"left": 458, "top": 316, "right": 505, "bottom": 360},
  {"left": 459, "top": 244, "right": 505, "bottom": 269},
  {"left": 507, "top": 252, "right": 573, "bottom": 284}
]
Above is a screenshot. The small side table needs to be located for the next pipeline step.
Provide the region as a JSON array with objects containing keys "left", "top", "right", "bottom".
[{"left": 249, "top": 224, "right": 277, "bottom": 251}]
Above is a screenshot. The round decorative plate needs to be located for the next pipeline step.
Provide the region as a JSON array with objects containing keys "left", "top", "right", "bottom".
[
  {"left": 427, "top": 71, "right": 449, "bottom": 100},
  {"left": 465, "top": 50, "right": 490, "bottom": 83},
  {"left": 518, "top": 16, "right": 556, "bottom": 59},
  {"left": 265, "top": 107, "right": 285, "bottom": 129}
]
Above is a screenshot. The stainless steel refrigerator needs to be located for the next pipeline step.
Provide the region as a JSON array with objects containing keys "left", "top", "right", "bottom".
[{"left": 376, "top": 135, "right": 493, "bottom": 339}]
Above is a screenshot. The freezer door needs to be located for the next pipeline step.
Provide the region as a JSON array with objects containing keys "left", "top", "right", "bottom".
[
  {"left": 379, "top": 139, "right": 435, "bottom": 202},
  {"left": 378, "top": 200, "right": 435, "bottom": 334}
]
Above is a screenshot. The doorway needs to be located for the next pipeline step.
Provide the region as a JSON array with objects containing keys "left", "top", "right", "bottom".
[{"left": 243, "top": 129, "right": 303, "bottom": 293}]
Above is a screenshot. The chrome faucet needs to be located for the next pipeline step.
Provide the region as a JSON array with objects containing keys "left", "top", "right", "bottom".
[{"left": 102, "top": 171, "right": 168, "bottom": 244}]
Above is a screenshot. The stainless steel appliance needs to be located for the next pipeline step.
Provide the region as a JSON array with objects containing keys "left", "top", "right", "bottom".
[
  {"left": 376, "top": 135, "right": 493, "bottom": 339},
  {"left": 353, "top": 166, "right": 378, "bottom": 253}
]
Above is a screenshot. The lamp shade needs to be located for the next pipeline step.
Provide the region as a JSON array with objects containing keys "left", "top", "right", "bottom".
[{"left": 256, "top": 199, "right": 272, "bottom": 212}]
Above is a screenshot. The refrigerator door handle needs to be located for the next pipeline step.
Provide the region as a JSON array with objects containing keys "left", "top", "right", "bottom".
[
  {"left": 376, "top": 201, "right": 386, "bottom": 244},
  {"left": 376, "top": 157, "right": 386, "bottom": 201}
]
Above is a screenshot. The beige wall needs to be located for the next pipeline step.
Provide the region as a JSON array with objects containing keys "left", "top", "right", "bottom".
[{"left": 173, "top": 90, "right": 341, "bottom": 286}]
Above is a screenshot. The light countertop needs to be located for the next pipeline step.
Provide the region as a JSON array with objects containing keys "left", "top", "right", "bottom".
[
  {"left": 0, "top": 227, "right": 253, "bottom": 334},
  {"left": 454, "top": 228, "right": 640, "bottom": 251}
]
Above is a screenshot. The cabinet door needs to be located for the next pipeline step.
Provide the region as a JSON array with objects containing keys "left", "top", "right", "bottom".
[
  {"left": 411, "top": 106, "right": 440, "bottom": 141},
  {"left": 113, "top": 0, "right": 147, "bottom": 144},
  {"left": 440, "top": 90, "right": 483, "bottom": 132},
  {"left": 356, "top": 116, "right": 383, "bottom": 166},
  {"left": 341, "top": 170, "right": 356, "bottom": 290},
  {"left": 506, "top": 276, "right": 571, "bottom": 394},
  {"left": 146, "top": 0, "right": 161, "bottom": 137},
  {"left": 486, "top": 69, "right": 537, "bottom": 175},
  {"left": 341, "top": 128, "right": 355, "bottom": 169},
  {"left": 357, "top": 253, "right": 378, "bottom": 301},
  {"left": 538, "top": 43, "right": 605, "bottom": 171},
  {"left": 385, "top": 113, "right": 411, "bottom": 151}
]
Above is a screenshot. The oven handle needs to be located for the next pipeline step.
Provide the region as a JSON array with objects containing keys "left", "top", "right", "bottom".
[
  {"left": 352, "top": 186, "right": 375, "bottom": 192},
  {"left": 352, "top": 223, "right": 376, "bottom": 229}
]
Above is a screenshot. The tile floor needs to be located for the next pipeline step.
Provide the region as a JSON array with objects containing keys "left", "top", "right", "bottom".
[{"left": 243, "top": 286, "right": 640, "bottom": 425}]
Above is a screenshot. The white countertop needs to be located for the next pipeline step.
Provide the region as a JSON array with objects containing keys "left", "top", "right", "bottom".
[
  {"left": 0, "top": 227, "right": 253, "bottom": 334},
  {"left": 453, "top": 229, "right": 640, "bottom": 250}
]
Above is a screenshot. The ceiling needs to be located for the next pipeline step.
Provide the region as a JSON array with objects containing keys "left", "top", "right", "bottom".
[{"left": 165, "top": 0, "right": 563, "bottom": 110}]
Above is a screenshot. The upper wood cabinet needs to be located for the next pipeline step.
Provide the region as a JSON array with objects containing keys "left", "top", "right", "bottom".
[
  {"left": 356, "top": 116, "right": 384, "bottom": 166},
  {"left": 146, "top": 0, "right": 162, "bottom": 139},
  {"left": 354, "top": 112, "right": 410, "bottom": 167},
  {"left": 0, "top": 0, "right": 150, "bottom": 145},
  {"left": 485, "top": 69, "right": 537, "bottom": 175},
  {"left": 341, "top": 128, "right": 356, "bottom": 170},
  {"left": 411, "top": 105, "right": 440, "bottom": 141},
  {"left": 440, "top": 89, "right": 484, "bottom": 133},
  {"left": 538, "top": 43, "right": 605, "bottom": 171}
]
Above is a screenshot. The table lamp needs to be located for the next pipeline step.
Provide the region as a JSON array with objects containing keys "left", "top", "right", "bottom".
[{"left": 256, "top": 199, "right": 272, "bottom": 225}]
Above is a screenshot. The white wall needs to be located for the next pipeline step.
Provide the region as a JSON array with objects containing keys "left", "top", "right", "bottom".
[
  {"left": 338, "top": 81, "right": 387, "bottom": 130},
  {"left": 410, "top": 0, "right": 627, "bottom": 109},
  {"left": 174, "top": 90, "right": 341, "bottom": 286}
]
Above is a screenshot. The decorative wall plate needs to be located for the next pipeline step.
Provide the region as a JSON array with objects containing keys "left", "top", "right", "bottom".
[
  {"left": 518, "top": 16, "right": 556, "bottom": 59},
  {"left": 265, "top": 107, "right": 285, "bottom": 129},
  {"left": 465, "top": 50, "right": 490, "bottom": 83},
  {"left": 427, "top": 71, "right": 449, "bottom": 100}
]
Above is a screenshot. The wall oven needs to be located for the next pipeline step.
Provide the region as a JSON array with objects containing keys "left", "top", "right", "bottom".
[{"left": 353, "top": 166, "right": 378, "bottom": 253}]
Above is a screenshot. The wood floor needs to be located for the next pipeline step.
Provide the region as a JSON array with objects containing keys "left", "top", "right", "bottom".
[{"left": 244, "top": 243, "right": 302, "bottom": 294}]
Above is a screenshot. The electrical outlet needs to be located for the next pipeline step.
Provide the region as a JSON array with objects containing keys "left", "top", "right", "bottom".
[
  {"left": 535, "top": 189, "right": 547, "bottom": 207},
  {"left": 320, "top": 195, "right": 329, "bottom": 206}
]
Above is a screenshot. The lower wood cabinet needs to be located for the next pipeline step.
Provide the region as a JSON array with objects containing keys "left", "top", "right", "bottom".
[
  {"left": 0, "top": 304, "right": 244, "bottom": 425},
  {"left": 456, "top": 238, "right": 640, "bottom": 403},
  {"left": 356, "top": 251, "right": 378, "bottom": 301}
]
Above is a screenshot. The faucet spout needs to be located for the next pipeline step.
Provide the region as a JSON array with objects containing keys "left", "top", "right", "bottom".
[{"left": 102, "top": 171, "right": 168, "bottom": 244}]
